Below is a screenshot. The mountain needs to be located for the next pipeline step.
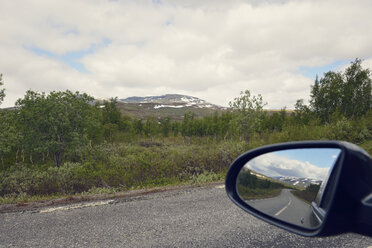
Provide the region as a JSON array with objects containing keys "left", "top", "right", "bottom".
[
  {"left": 120, "top": 94, "right": 219, "bottom": 108},
  {"left": 274, "top": 176, "right": 322, "bottom": 188},
  {"left": 116, "top": 94, "right": 226, "bottom": 120},
  {"left": 94, "top": 94, "right": 290, "bottom": 120}
]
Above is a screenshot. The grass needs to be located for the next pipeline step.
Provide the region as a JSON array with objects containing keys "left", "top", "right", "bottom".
[
  {"left": 291, "top": 190, "right": 317, "bottom": 204},
  {"left": 237, "top": 186, "right": 283, "bottom": 200},
  {"left": 0, "top": 162, "right": 227, "bottom": 206},
  {"left": 1, "top": 123, "right": 372, "bottom": 206},
  {"left": 0, "top": 176, "right": 225, "bottom": 206},
  {"left": 0, "top": 140, "right": 242, "bottom": 202}
]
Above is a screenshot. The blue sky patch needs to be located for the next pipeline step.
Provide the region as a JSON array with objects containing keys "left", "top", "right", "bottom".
[
  {"left": 29, "top": 47, "right": 56, "bottom": 57},
  {"left": 273, "top": 148, "right": 341, "bottom": 168},
  {"left": 299, "top": 60, "right": 349, "bottom": 80},
  {"left": 27, "top": 39, "right": 112, "bottom": 73},
  {"left": 29, "top": 47, "right": 90, "bottom": 73}
]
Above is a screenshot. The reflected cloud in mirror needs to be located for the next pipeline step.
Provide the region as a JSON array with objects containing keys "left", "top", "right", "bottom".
[{"left": 236, "top": 148, "right": 341, "bottom": 229}]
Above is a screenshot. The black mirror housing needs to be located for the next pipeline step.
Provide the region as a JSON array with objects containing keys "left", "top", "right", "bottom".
[{"left": 225, "top": 141, "right": 372, "bottom": 237}]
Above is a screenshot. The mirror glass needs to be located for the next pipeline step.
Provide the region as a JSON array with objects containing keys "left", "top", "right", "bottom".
[{"left": 236, "top": 148, "right": 341, "bottom": 229}]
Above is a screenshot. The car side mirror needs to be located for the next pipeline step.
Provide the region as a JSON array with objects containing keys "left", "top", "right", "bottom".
[{"left": 225, "top": 141, "right": 372, "bottom": 237}]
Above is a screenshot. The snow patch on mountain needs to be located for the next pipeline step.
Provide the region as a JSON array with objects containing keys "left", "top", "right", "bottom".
[
  {"left": 154, "top": 104, "right": 184, "bottom": 109},
  {"left": 273, "top": 176, "right": 323, "bottom": 188},
  {"left": 120, "top": 94, "right": 220, "bottom": 109}
]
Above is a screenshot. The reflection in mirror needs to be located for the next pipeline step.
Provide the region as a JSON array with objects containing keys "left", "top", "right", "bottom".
[{"left": 236, "top": 148, "right": 341, "bottom": 229}]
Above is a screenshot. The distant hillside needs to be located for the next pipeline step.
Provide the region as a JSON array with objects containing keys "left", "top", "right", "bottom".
[
  {"left": 94, "top": 94, "right": 293, "bottom": 120},
  {"left": 120, "top": 94, "right": 207, "bottom": 104},
  {"left": 3, "top": 93, "right": 292, "bottom": 120},
  {"left": 274, "top": 176, "right": 322, "bottom": 188},
  {"left": 117, "top": 94, "right": 226, "bottom": 120}
]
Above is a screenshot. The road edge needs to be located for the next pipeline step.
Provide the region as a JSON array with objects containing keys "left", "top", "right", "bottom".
[{"left": 0, "top": 181, "right": 224, "bottom": 214}]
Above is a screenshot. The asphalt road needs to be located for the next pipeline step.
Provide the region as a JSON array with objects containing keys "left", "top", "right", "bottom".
[
  {"left": 1, "top": 185, "right": 371, "bottom": 248},
  {"left": 248, "top": 189, "right": 318, "bottom": 228}
]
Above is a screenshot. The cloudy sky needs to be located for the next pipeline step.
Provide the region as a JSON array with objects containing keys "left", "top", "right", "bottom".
[
  {"left": 1, "top": 0, "right": 372, "bottom": 108},
  {"left": 245, "top": 148, "right": 341, "bottom": 180}
]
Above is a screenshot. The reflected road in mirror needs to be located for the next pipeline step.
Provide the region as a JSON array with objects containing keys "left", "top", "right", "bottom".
[
  {"left": 248, "top": 188, "right": 319, "bottom": 228},
  {"left": 236, "top": 148, "right": 341, "bottom": 229}
]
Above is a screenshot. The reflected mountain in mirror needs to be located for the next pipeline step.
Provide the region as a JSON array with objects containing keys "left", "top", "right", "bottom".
[{"left": 236, "top": 148, "right": 341, "bottom": 229}]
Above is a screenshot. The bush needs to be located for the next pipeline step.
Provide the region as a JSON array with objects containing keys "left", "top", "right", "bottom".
[{"left": 0, "top": 140, "right": 243, "bottom": 197}]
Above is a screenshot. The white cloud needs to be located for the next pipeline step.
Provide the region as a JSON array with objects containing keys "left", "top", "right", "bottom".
[
  {"left": 1, "top": 0, "right": 372, "bottom": 108},
  {"left": 246, "top": 153, "right": 330, "bottom": 180}
]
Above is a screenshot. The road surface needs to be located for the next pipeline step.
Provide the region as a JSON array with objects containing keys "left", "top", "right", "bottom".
[
  {"left": 248, "top": 189, "right": 318, "bottom": 228},
  {"left": 1, "top": 185, "right": 371, "bottom": 247}
]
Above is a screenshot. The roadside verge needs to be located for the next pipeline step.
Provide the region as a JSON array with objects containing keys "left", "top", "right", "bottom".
[{"left": 0, "top": 181, "right": 224, "bottom": 214}]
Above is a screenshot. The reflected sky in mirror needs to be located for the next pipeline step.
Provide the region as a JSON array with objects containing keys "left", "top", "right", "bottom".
[
  {"left": 238, "top": 148, "right": 342, "bottom": 229},
  {"left": 244, "top": 148, "right": 341, "bottom": 180}
]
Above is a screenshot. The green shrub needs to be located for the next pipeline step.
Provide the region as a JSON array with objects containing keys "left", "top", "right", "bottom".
[{"left": 1, "top": 133, "right": 370, "bottom": 200}]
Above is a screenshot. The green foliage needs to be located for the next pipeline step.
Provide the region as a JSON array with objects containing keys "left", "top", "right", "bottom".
[
  {"left": 0, "top": 75, "right": 10, "bottom": 166},
  {"left": 292, "top": 99, "right": 317, "bottom": 125},
  {"left": 15, "top": 90, "right": 99, "bottom": 167},
  {"left": 229, "top": 90, "right": 266, "bottom": 141},
  {"left": 181, "top": 111, "right": 195, "bottom": 137},
  {"left": 262, "top": 108, "right": 287, "bottom": 131},
  {"left": 161, "top": 117, "right": 171, "bottom": 137},
  {"left": 1, "top": 61, "right": 372, "bottom": 201},
  {"left": 310, "top": 59, "right": 372, "bottom": 122},
  {"left": 293, "top": 184, "right": 321, "bottom": 203},
  {"left": 237, "top": 170, "right": 285, "bottom": 190},
  {"left": 187, "top": 170, "right": 224, "bottom": 185},
  {"left": 143, "top": 117, "right": 159, "bottom": 138},
  {"left": 237, "top": 169, "right": 295, "bottom": 200},
  {"left": 0, "top": 74, "right": 5, "bottom": 105},
  {"left": 0, "top": 140, "right": 242, "bottom": 197},
  {"left": 0, "top": 110, "right": 18, "bottom": 167},
  {"left": 237, "top": 186, "right": 282, "bottom": 200},
  {"left": 328, "top": 117, "right": 353, "bottom": 140},
  {"left": 102, "top": 97, "right": 122, "bottom": 126}
]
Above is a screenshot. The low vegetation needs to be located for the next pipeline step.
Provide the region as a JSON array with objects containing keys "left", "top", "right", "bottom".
[
  {"left": 292, "top": 184, "right": 321, "bottom": 204},
  {"left": 237, "top": 170, "right": 288, "bottom": 200},
  {"left": 0, "top": 140, "right": 242, "bottom": 199},
  {"left": 0, "top": 59, "right": 371, "bottom": 204}
]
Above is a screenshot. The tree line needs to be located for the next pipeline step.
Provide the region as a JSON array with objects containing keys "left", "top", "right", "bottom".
[{"left": 0, "top": 58, "right": 371, "bottom": 170}]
